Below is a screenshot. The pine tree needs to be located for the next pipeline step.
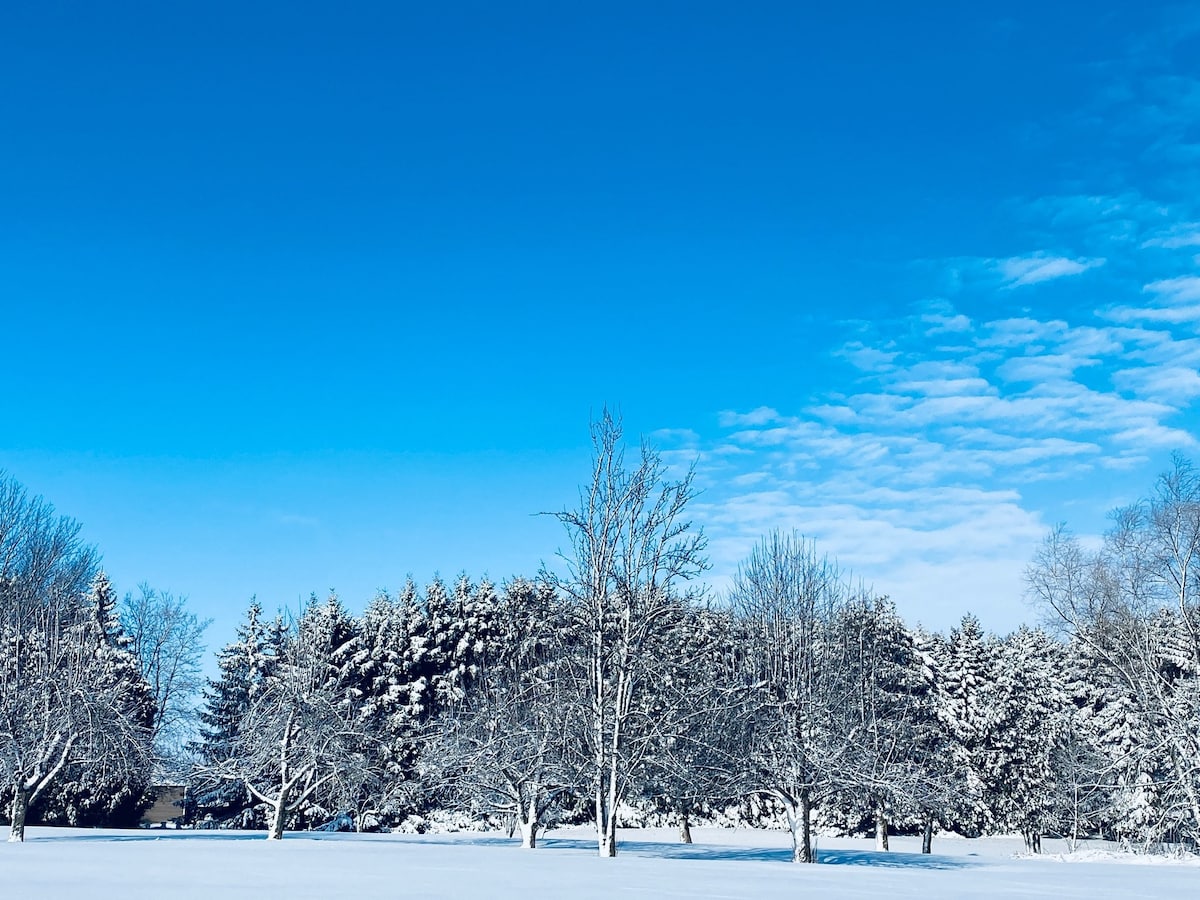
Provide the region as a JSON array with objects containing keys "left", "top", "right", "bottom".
[
  {"left": 296, "top": 591, "right": 359, "bottom": 697},
  {"left": 826, "top": 596, "right": 927, "bottom": 851},
  {"left": 934, "top": 614, "right": 1002, "bottom": 837},
  {"left": 352, "top": 581, "right": 432, "bottom": 825},
  {"left": 908, "top": 627, "right": 959, "bottom": 853},
  {"left": 639, "top": 603, "right": 750, "bottom": 845},
  {"left": 192, "top": 601, "right": 281, "bottom": 824},
  {"left": 421, "top": 577, "right": 577, "bottom": 847},
  {"left": 30, "top": 572, "right": 156, "bottom": 827},
  {"left": 989, "top": 626, "right": 1069, "bottom": 853}
]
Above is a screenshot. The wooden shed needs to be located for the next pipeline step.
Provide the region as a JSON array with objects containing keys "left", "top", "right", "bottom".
[{"left": 140, "top": 785, "right": 187, "bottom": 827}]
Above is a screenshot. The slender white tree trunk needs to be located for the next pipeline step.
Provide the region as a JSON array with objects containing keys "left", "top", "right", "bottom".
[
  {"left": 921, "top": 814, "right": 934, "bottom": 854},
  {"left": 875, "top": 806, "right": 889, "bottom": 851},
  {"left": 600, "top": 826, "right": 617, "bottom": 856},
  {"left": 598, "top": 678, "right": 623, "bottom": 858},
  {"left": 8, "top": 787, "right": 30, "bottom": 843},
  {"left": 598, "top": 755, "right": 619, "bottom": 858}
]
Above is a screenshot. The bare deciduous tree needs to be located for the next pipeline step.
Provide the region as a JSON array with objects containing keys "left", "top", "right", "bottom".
[
  {"left": 422, "top": 579, "right": 576, "bottom": 848},
  {"left": 549, "top": 411, "right": 707, "bottom": 857},
  {"left": 1, "top": 475, "right": 150, "bottom": 841},
  {"left": 1027, "top": 455, "right": 1200, "bottom": 846},
  {"left": 200, "top": 623, "right": 372, "bottom": 840},
  {"left": 729, "top": 530, "right": 851, "bottom": 863},
  {"left": 637, "top": 604, "right": 752, "bottom": 845},
  {"left": 122, "top": 583, "right": 211, "bottom": 768}
]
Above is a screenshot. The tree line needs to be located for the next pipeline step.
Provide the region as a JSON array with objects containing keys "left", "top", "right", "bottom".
[{"left": 3, "top": 420, "right": 1199, "bottom": 862}]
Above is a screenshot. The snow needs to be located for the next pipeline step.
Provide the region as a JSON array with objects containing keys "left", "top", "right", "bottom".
[{"left": 3, "top": 826, "right": 1197, "bottom": 899}]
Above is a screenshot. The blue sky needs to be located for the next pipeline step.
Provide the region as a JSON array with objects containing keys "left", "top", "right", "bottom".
[{"left": 3, "top": 2, "right": 1199, "bottom": 652}]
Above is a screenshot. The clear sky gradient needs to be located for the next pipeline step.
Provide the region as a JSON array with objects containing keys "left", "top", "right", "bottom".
[{"left": 3, "top": 2, "right": 1199, "bottom": 653}]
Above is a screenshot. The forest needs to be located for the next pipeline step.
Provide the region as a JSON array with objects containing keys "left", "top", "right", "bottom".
[{"left": 3, "top": 415, "right": 1200, "bottom": 863}]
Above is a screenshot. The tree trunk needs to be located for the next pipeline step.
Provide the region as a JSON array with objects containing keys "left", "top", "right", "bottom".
[
  {"left": 786, "top": 789, "right": 814, "bottom": 863},
  {"left": 8, "top": 787, "right": 30, "bottom": 843},
  {"left": 267, "top": 792, "right": 288, "bottom": 841},
  {"left": 596, "top": 736, "right": 620, "bottom": 857},
  {"left": 519, "top": 794, "right": 539, "bottom": 849},
  {"left": 599, "top": 806, "right": 618, "bottom": 857},
  {"left": 1023, "top": 830, "right": 1042, "bottom": 854},
  {"left": 269, "top": 707, "right": 296, "bottom": 840},
  {"left": 596, "top": 788, "right": 616, "bottom": 856},
  {"left": 518, "top": 817, "right": 538, "bottom": 849},
  {"left": 875, "top": 806, "right": 889, "bottom": 851},
  {"left": 678, "top": 804, "right": 692, "bottom": 844},
  {"left": 921, "top": 814, "right": 934, "bottom": 854}
]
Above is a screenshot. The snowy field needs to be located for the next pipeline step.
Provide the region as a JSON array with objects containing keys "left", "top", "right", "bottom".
[{"left": 3, "top": 826, "right": 1197, "bottom": 899}]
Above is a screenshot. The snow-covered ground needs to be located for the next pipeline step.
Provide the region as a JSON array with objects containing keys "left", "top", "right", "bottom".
[{"left": 3, "top": 826, "right": 1196, "bottom": 899}]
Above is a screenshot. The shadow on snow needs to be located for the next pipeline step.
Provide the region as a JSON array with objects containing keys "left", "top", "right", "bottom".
[
  {"left": 18, "top": 829, "right": 977, "bottom": 868},
  {"left": 400, "top": 834, "right": 976, "bottom": 869}
]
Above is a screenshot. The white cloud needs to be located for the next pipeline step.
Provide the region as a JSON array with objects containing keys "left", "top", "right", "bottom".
[
  {"left": 666, "top": 102, "right": 1200, "bottom": 634},
  {"left": 980, "top": 317, "right": 1070, "bottom": 349},
  {"left": 1145, "top": 276, "right": 1200, "bottom": 302},
  {"left": 997, "top": 254, "right": 1105, "bottom": 288},
  {"left": 836, "top": 341, "right": 899, "bottom": 373},
  {"left": 1141, "top": 223, "right": 1200, "bottom": 248},
  {"left": 995, "top": 354, "right": 1101, "bottom": 383},
  {"left": 649, "top": 427, "right": 699, "bottom": 445},
  {"left": 1113, "top": 365, "right": 1200, "bottom": 403},
  {"left": 1105, "top": 297, "right": 1200, "bottom": 324},
  {"left": 921, "top": 312, "right": 973, "bottom": 335},
  {"left": 676, "top": 280, "right": 1199, "bottom": 632},
  {"left": 717, "top": 407, "right": 779, "bottom": 428},
  {"left": 891, "top": 376, "right": 996, "bottom": 397}
]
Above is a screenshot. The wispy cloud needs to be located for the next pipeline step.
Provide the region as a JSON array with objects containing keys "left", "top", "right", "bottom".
[
  {"left": 1145, "top": 276, "right": 1200, "bottom": 302},
  {"left": 668, "top": 216, "right": 1198, "bottom": 634},
  {"left": 659, "top": 17, "right": 1200, "bottom": 634},
  {"left": 1141, "top": 223, "right": 1200, "bottom": 249},
  {"left": 717, "top": 407, "right": 779, "bottom": 428},
  {"left": 997, "top": 254, "right": 1105, "bottom": 287},
  {"left": 1103, "top": 276, "right": 1200, "bottom": 323}
]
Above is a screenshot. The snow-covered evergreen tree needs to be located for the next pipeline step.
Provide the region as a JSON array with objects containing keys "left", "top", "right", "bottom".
[
  {"left": 296, "top": 591, "right": 360, "bottom": 697},
  {"left": 989, "top": 626, "right": 1069, "bottom": 853},
  {"left": 1027, "top": 458, "right": 1200, "bottom": 849},
  {"left": 351, "top": 581, "right": 434, "bottom": 826},
  {"left": 197, "top": 606, "right": 372, "bottom": 839},
  {"left": 907, "top": 626, "right": 958, "bottom": 853},
  {"left": 825, "top": 595, "right": 927, "bottom": 851},
  {"left": 192, "top": 601, "right": 282, "bottom": 825},
  {"left": 422, "top": 577, "right": 577, "bottom": 847},
  {"left": 933, "top": 614, "right": 1002, "bottom": 837},
  {"left": 32, "top": 572, "right": 156, "bottom": 828},
  {"left": 639, "top": 603, "right": 751, "bottom": 844}
]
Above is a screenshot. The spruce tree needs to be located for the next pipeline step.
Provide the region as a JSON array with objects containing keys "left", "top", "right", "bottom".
[{"left": 192, "top": 601, "right": 280, "bottom": 824}]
